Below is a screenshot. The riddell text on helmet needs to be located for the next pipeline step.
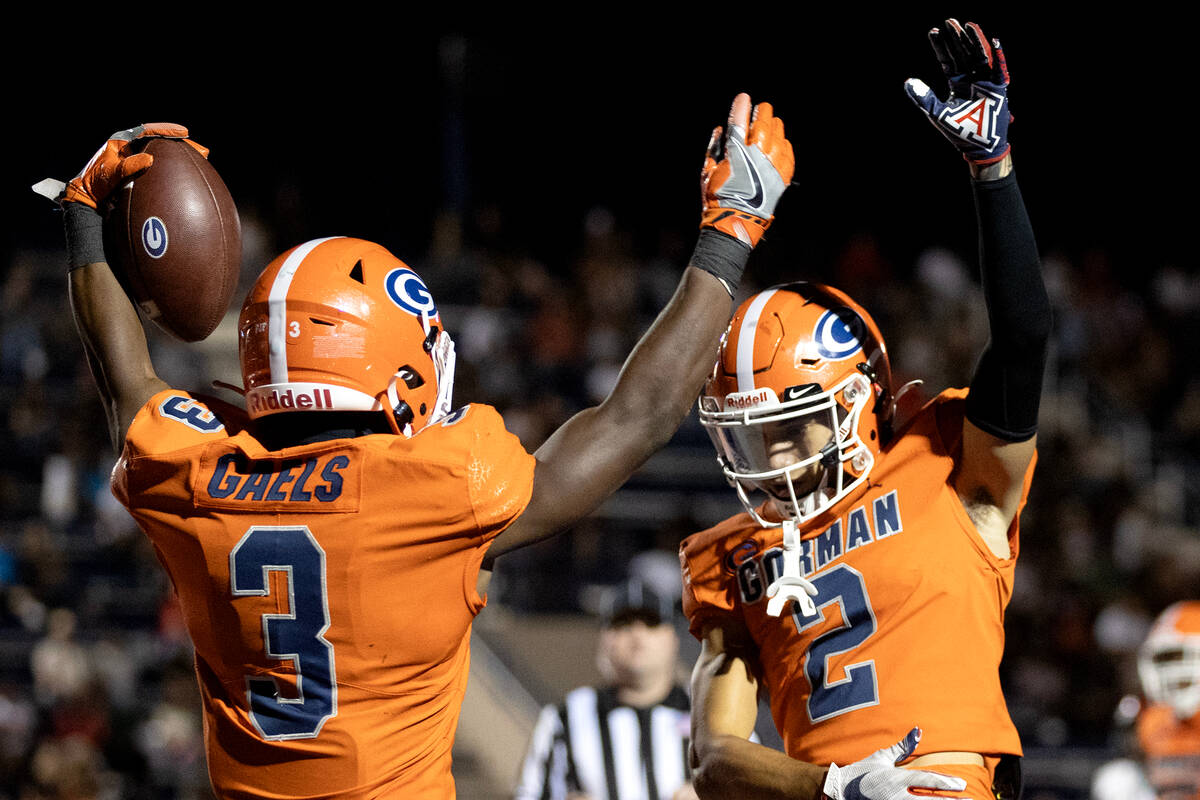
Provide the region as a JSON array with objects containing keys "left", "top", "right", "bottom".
[
  {"left": 248, "top": 387, "right": 335, "bottom": 414},
  {"left": 723, "top": 388, "right": 774, "bottom": 410}
]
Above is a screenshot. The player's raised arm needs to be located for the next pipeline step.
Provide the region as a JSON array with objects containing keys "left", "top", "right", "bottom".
[
  {"left": 487, "top": 93, "right": 794, "bottom": 558},
  {"left": 39, "top": 125, "right": 207, "bottom": 450},
  {"left": 904, "top": 19, "right": 1051, "bottom": 557}
]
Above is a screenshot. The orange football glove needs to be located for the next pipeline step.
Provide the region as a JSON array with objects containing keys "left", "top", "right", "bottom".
[
  {"left": 700, "top": 93, "right": 794, "bottom": 248},
  {"left": 61, "top": 123, "right": 209, "bottom": 210}
]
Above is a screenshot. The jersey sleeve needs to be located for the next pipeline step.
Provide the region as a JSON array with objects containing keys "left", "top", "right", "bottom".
[
  {"left": 934, "top": 387, "right": 1037, "bottom": 566},
  {"left": 112, "top": 389, "right": 244, "bottom": 508},
  {"left": 461, "top": 404, "right": 536, "bottom": 543},
  {"left": 679, "top": 530, "right": 742, "bottom": 642}
]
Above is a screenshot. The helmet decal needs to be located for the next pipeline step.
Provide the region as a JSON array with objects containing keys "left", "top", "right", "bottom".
[
  {"left": 384, "top": 268, "right": 438, "bottom": 318},
  {"left": 736, "top": 288, "right": 779, "bottom": 391},
  {"left": 813, "top": 307, "right": 865, "bottom": 361},
  {"left": 268, "top": 237, "right": 343, "bottom": 384}
]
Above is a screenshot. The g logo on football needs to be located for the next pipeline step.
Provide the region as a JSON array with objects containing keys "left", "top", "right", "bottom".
[
  {"left": 813, "top": 308, "right": 864, "bottom": 360},
  {"left": 141, "top": 217, "right": 168, "bottom": 259},
  {"left": 384, "top": 268, "right": 437, "bottom": 318}
]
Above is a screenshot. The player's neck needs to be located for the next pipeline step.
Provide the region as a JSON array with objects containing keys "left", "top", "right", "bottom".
[{"left": 254, "top": 411, "right": 394, "bottom": 450}]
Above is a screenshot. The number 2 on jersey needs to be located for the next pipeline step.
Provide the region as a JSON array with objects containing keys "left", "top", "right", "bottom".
[
  {"left": 230, "top": 526, "right": 337, "bottom": 740},
  {"left": 791, "top": 564, "right": 879, "bottom": 722}
]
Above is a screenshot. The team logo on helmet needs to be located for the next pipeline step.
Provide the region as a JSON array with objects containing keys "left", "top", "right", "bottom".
[
  {"left": 141, "top": 217, "right": 168, "bottom": 259},
  {"left": 384, "top": 268, "right": 437, "bottom": 317},
  {"left": 813, "top": 307, "right": 865, "bottom": 360}
]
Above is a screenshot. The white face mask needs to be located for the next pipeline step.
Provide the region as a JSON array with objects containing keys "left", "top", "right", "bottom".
[
  {"left": 1140, "top": 638, "right": 1200, "bottom": 720},
  {"left": 701, "top": 372, "right": 875, "bottom": 526}
]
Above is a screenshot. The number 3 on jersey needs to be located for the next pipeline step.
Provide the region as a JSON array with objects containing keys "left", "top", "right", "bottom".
[
  {"left": 230, "top": 526, "right": 337, "bottom": 740},
  {"left": 791, "top": 564, "right": 879, "bottom": 722}
]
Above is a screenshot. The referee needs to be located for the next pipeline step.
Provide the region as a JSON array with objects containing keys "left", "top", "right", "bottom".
[{"left": 514, "top": 583, "right": 696, "bottom": 800}]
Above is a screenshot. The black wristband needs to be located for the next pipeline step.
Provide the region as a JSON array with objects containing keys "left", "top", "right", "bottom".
[
  {"left": 689, "top": 228, "right": 752, "bottom": 296},
  {"left": 63, "top": 202, "right": 106, "bottom": 270}
]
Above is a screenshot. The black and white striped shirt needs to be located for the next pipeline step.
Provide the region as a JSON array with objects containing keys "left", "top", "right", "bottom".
[{"left": 514, "top": 685, "right": 692, "bottom": 800}]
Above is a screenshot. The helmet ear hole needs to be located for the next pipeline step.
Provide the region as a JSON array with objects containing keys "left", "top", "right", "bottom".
[{"left": 396, "top": 366, "right": 425, "bottom": 390}]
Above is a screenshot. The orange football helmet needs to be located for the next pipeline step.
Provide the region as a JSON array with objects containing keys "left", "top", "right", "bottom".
[
  {"left": 1139, "top": 601, "right": 1200, "bottom": 720},
  {"left": 238, "top": 237, "right": 456, "bottom": 437},
  {"left": 699, "top": 282, "right": 893, "bottom": 525}
]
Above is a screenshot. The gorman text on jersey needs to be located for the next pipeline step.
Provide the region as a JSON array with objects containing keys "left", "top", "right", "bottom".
[{"left": 736, "top": 490, "right": 903, "bottom": 604}]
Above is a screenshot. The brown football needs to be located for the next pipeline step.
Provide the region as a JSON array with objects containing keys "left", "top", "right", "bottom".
[{"left": 103, "top": 137, "right": 242, "bottom": 342}]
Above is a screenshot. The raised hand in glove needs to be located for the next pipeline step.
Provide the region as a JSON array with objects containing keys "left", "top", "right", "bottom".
[
  {"left": 823, "top": 727, "right": 972, "bottom": 800},
  {"left": 700, "top": 93, "right": 794, "bottom": 249},
  {"left": 59, "top": 123, "right": 208, "bottom": 209},
  {"left": 32, "top": 123, "right": 208, "bottom": 270},
  {"left": 904, "top": 19, "right": 1012, "bottom": 165}
]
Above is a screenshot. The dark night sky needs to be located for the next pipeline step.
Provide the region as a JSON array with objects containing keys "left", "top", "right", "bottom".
[{"left": 8, "top": 15, "right": 1181, "bottom": 287}]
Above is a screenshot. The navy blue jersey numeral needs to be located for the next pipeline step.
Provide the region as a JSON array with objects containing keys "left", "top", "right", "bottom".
[
  {"left": 230, "top": 526, "right": 337, "bottom": 739},
  {"left": 791, "top": 564, "right": 879, "bottom": 721},
  {"left": 159, "top": 396, "right": 224, "bottom": 432}
]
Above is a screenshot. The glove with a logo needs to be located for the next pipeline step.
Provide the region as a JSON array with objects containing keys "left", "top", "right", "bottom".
[
  {"left": 823, "top": 727, "right": 972, "bottom": 800},
  {"left": 904, "top": 19, "right": 1011, "bottom": 165},
  {"left": 700, "top": 93, "right": 794, "bottom": 249}
]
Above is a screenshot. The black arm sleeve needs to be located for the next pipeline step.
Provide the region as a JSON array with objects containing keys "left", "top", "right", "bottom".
[{"left": 964, "top": 171, "right": 1052, "bottom": 442}]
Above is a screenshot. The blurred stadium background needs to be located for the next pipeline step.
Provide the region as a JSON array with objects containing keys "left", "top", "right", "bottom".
[{"left": 2, "top": 16, "right": 1193, "bottom": 799}]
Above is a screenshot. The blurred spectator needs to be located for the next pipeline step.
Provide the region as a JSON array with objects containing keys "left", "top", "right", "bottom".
[
  {"left": 135, "top": 657, "right": 210, "bottom": 799},
  {"left": 30, "top": 609, "right": 90, "bottom": 709},
  {"left": 28, "top": 732, "right": 121, "bottom": 800},
  {"left": 0, "top": 686, "right": 35, "bottom": 789}
]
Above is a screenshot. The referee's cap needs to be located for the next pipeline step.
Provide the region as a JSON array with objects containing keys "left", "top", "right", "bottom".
[{"left": 604, "top": 579, "right": 675, "bottom": 629}]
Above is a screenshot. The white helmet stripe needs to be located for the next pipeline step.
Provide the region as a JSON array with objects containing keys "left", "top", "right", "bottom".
[
  {"left": 268, "top": 237, "right": 343, "bottom": 384},
  {"left": 735, "top": 289, "right": 778, "bottom": 392}
]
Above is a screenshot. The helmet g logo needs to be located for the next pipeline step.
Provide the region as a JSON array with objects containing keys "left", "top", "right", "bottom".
[
  {"left": 384, "top": 268, "right": 437, "bottom": 317},
  {"left": 142, "top": 217, "right": 168, "bottom": 259},
  {"left": 813, "top": 308, "right": 864, "bottom": 360}
]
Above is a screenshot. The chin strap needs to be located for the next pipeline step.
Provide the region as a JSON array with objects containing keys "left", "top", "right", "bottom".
[
  {"left": 765, "top": 518, "right": 818, "bottom": 617},
  {"left": 890, "top": 379, "right": 925, "bottom": 432},
  {"left": 379, "top": 379, "right": 414, "bottom": 438},
  {"left": 429, "top": 330, "right": 456, "bottom": 424}
]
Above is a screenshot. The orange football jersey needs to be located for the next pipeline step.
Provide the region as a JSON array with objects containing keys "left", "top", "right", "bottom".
[
  {"left": 681, "top": 389, "right": 1031, "bottom": 772},
  {"left": 112, "top": 389, "right": 535, "bottom": 799},
  {"left": 1137, "top": 704, "right": 1200, "bottom": 800}
]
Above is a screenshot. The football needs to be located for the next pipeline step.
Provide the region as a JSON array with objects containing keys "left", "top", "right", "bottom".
[{"left": 103, "top": 137, "right": 242, "bottom": 342}]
